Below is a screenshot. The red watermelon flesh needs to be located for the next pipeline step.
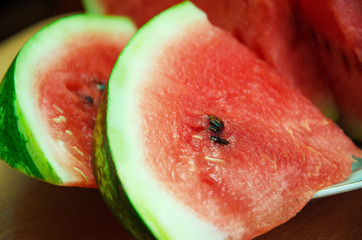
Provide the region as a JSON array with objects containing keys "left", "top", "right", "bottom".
[
  {"left": 221, "top": 0, "right": 339, "bottom": 119},
  {"left": 38, "top": 33, "right": 130, "bottom": 186},
  {"left": 299, "top": 0, "right": 362, "bottom": 140},
  {"left": 138, "top": 19, "right": 360, "bottom": 239},
  {"left": 84, "top": 0, "right": 339, "bottom": 120}
]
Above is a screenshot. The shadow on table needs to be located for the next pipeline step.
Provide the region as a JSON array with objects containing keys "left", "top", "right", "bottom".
[{"left": 0, "top": 162, "right": 133, "bottom": 240}]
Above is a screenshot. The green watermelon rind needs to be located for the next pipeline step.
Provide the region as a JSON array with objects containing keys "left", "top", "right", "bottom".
[
  {"left": 94, "top": 2, "right": 229, "bottom": 239},
  {"left": 0, "top": 61, "right": 58, "bottom": 182},
  {"left": 93, "top": 90, "right": 156, "bottom": 239},
  {"left": 82, "top": 0, "right": 105, "bottom": 14},
  {"left": 0, "top": 14, "right": 136, "bottom": 186}
]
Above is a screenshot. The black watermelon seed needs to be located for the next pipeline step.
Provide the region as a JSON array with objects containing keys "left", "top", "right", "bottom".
[
  {"left": 341, "top": 51, "right": 350, "bottom": 69},
  {"left": 207, "top": 115, "right": 225, "bottom": 132},
  {"left": 324, "top": 40, "right": 330, "bottom": 52},
  {"left": 84, "top": 96, "right": 94, "bottom": 104},
  {"left": 210, "top": 136, "right": 229, "bottom": 145},
  {"left": 96, "top": 83, "right": 105, "bottom": 92},
  {"left": 209, "top": 125, "right": 221, "bottom": 134}
]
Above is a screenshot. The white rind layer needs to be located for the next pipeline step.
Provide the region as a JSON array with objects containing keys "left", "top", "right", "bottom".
[{"left": 107, "top": 2, "right": 228, "bottom": 240}]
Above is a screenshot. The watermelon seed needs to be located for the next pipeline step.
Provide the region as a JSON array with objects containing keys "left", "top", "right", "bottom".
[
  {"left": 53, "top": 104, "right": 63, "bottom": 114},
  {"left": 96, "top": 83, "right": 105, "bottom": 92},
  {"left": 207, "top": 115, "right": 224, "bottom": 133},
  {"left": 210, "top": 136, "right": 229, "bottom": 145},
  {"left": 341, "top": 51, "right": 350, "bottom": 69},
  {"left": 204, "top": 156, "right": 225, "bottom": 163},
  {"left": 72, "top": 146, "right": 85, "bottom": 156},
  {"left": 65, "top": 130, "right": 73, "bottom": 135},
  {"left": 192, "top": 135, "right": 203, "bottom": 140},
  {"left": 324, "top": 40, "right": 330, "bottom": 52},
  {"left": 52, "top": 116, "right": 66, "bottom": 123},
  {"left": 209, "top": 125, "right": 221, "bottom": 134},
  {"left": 84, "top": 96, "right": 94, "bottom": 104},
  {"left": 73, "top": 167, "right": 88, "bottom": 183}
]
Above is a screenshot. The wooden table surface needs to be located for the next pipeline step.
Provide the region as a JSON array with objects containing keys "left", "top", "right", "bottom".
[{"left": 1, "top": 17, "right": 361, "bottom": 240}]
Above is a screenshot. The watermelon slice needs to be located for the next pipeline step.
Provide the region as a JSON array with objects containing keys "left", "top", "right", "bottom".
[
  {"left": 82, "top": 0, "right": 340, "bottom": 121},
  {"left": 0, "top": 14, "right": 136, "bottom": 187},
  {"left": 93, "top": 2, "right": 361, "bottom": 239},
  {"left": 298, "top": 0, "right": 362, "bottom": 140}
]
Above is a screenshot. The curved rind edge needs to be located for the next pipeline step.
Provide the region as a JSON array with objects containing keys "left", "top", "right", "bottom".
[
  {"left": 0, "top": 60, "right": 61, "bottom": 184},
  {"left": 92, "top": 89, "right": 155, "bottom": 240}
]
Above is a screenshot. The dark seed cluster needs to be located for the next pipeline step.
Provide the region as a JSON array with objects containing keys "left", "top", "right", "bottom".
[
  {"left": 310, "top": 27, "right": 359, "bottom": 71},
  {"left": 207, "top": 114, "right": 229, "bottom": 145}
]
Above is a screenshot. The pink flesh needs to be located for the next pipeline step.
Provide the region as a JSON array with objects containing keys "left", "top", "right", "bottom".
[
  {"left": 139, "top": 23, "right": 359, "bottom": 239},
  {"left": 38, "top": 33, "right": 128, "bottom": 187},
  {"left": 98, "top": 0, "right": 362, "bottom": 134},
  {"left": 96, "top": 0, "right": 337, "bottom": 117}
]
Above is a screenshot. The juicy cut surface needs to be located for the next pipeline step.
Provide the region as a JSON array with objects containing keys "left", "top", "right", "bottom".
[
  {"left": 38, "top": 34, "right": 125, "bottom": 185},
  {"left": 138, "top": 23, "right": 358, "bottom": 239},
  {"left": 88, "top": 0, "right": 340, "bottom": 119}
]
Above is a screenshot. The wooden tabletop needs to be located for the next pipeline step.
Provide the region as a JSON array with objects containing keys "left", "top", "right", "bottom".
[
  {"left": 1, "top": 17, "right": 361, "bottom": 240},
  {"left": 1, "top": 161, "right": 361, "bottom": 240}
]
